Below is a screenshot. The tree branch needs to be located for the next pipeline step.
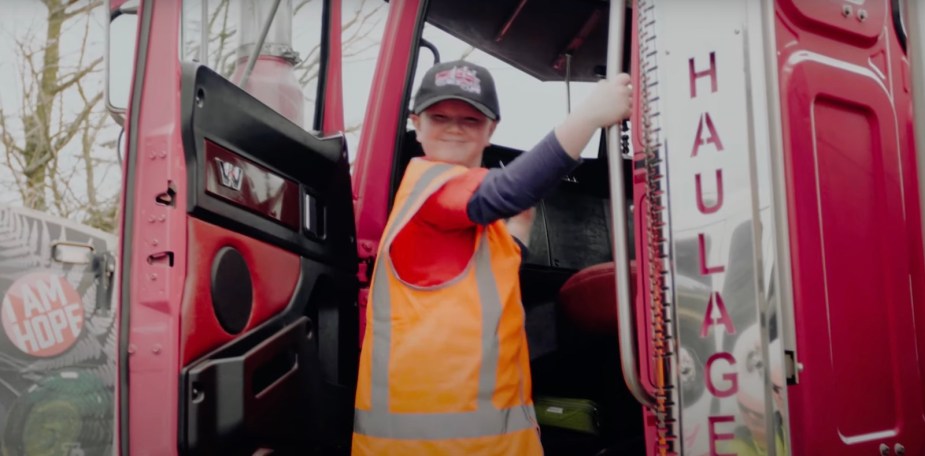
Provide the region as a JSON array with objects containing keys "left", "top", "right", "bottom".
[
  {"left": 294, "top": 0, "right": 317, "bottom": 16},
  {"left": 51, "top": 90, "right": 102, "bottom": 150},
  {"left": 48, "top": 154, "right": 66, "bottom": 216},
  {"left": 212, "top": 0, "right": 236, "bottom": 77},
  {"left": 54, "top": 57, "right": 102, "bottom": 93},
  {"left": 82, "top": 114, "right": 107, "bottom": 209},
  {"left": 63, "top": 0, "right": 103, "bottom": 21},
  {"left": 0, "top": 104, "right": 25, "bottom": 156}
]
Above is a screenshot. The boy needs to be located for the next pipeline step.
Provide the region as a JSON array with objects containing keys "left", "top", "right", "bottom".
[{"left": 353, "top": 60, "right": 632, "bottom": 455}]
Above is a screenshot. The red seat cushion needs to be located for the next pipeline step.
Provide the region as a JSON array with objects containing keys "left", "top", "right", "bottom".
[{"left": 557, "top": 261, "right": 636, "bottom": 334}]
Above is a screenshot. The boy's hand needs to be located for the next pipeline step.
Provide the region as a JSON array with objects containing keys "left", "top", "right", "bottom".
[
  {"left": 577, "top": 73, "right": 633, "bottom": 128},
  {"left": 555, "top": 73, "right": 633, "bottom": 159}
]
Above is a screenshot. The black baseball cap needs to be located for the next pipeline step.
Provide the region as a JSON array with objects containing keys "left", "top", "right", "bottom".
[{"left": 412, "top": 60, "right": 500, "bottom": 120}]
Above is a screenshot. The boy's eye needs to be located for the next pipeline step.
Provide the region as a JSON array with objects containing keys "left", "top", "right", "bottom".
[
  {"left": 464, "top": 118, "right": 481, "bottom": 125},
  {"left": 431, "top": 114, "right": 448, "bottom": 122}
]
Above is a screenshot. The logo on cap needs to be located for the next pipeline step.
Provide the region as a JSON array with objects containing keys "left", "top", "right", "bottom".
[{"left": 435, "top": 66, "right": 481, "bottom": 95}]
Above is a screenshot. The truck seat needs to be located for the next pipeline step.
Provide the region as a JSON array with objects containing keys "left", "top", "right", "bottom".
[{"left": 557, "top": 261, "right": 636, "bottom": 334}]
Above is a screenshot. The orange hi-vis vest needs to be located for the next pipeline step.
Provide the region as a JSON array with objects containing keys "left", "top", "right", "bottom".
[{"left": 353, "top": 158, "right": 542, "bottom": 455}]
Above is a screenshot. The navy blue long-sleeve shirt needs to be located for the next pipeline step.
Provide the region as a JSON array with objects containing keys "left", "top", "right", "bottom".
[{"left": 467, "top": 131, "right": 580, "bottom": 225}]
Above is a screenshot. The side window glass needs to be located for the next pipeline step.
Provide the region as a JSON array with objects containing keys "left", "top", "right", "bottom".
[
  {"left": 181, "top": 0, "right": 323, "bottom": 130},
  {"left": 342, "top": 1, "right": 388, "bottom": 162}
]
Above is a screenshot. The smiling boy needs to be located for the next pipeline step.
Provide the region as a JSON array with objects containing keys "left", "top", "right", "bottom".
[{"left": 353, "top": 60, "right": 632, "bottom": 455}]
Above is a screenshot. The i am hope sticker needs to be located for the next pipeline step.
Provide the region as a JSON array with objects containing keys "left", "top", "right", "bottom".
[{"left": 1, "top": 272, "right": 84, "bottom": 357}]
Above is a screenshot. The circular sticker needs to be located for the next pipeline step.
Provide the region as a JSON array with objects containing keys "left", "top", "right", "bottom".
[{"left": 1, "top": 272, "right": 84, "bottom": 357}]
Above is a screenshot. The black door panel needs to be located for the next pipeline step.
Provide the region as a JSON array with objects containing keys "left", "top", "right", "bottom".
[
  {"left": 174, "top": 64, "right": 358, "bottom": 455},
  {"left": 180, "top": 63, "right": 356, "bottom": 270}
]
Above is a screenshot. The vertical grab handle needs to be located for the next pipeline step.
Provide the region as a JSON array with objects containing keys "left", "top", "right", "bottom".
[{"left": 605, "top": 0, "right": 657, "bottom": 409}]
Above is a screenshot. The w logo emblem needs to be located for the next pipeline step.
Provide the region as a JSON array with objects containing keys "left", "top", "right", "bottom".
[{"left": 216, "top": 158, "right": 244, "bottom": 191}]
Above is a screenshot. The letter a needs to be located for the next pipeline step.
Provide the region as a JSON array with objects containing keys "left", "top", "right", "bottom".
[
  {"left": 691, "top": 112, "right": 725, "bottom": 157},
  {"left": 700, "top": 292, "right": 736, "bottom": 337}
]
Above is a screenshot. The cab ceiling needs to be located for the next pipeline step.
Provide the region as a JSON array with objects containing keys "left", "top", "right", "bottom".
[{"left": 420, "top": 0, "right": 627, "bottom": 82}]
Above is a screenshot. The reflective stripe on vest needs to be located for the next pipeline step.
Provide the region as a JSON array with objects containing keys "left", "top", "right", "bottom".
[{"left": 354, "top": 160, "right": 537, "bottom": 440}]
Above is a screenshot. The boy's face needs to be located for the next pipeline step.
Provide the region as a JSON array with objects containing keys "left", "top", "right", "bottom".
[{"left": 410, "top": 100, "right": 497, "bottom": 168}]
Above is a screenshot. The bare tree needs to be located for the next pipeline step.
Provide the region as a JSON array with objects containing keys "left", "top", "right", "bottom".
[
  {"left": 0, "top": 0, "right": 118, "bottom": 232},
  {"left": 294, "top": 0, "right": 384, "bottom": 90},
  {"left": 181, "top": 0, "right": 238, "bottom": 78},
  {"left": 0, "top": 0, "right": 383, "bottom": 234}
]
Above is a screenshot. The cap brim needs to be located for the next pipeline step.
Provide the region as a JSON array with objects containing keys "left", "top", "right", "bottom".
[{"left": 414, "top": 95, "right": 498, "bottom": 120}]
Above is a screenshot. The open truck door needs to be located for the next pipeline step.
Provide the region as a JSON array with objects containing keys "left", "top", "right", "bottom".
[{"left": 112, "top": 1, "right": 357, "bottom": 454}]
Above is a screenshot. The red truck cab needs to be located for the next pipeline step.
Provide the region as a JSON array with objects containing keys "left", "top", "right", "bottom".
[{"left": 1, "top": 0, "right": 921, "bottom": 455}]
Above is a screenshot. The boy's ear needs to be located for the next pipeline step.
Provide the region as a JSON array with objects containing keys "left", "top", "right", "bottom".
[
  {"left": 488, "top": 120, "right": 498, "bottom": 138},
  {"left": 410, "top": 114, "right": 422, "bottom": 140}
]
